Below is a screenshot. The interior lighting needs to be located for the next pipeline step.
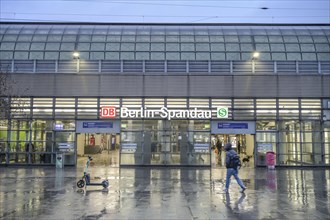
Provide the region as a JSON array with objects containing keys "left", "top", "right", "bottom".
[
  {"left": 73, "top": 52, "right": 80, "bottom": 59},
  {"left": 253, "top": 52, "right": 260, "bottom": 59}
]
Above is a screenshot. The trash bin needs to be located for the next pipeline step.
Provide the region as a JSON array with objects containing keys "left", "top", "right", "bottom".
[
  {"left": 56, "top": 153, "right": 64, "bottom": 168},
  {"left": 266, "top": 151, "right": 276, "bottom": 169}
]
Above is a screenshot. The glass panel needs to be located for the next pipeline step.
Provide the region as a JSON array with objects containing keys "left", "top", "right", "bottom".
[
  {"left": 181, "top": 43, "right": 195, "bottom": 51},
  {"left": 283, "top": 36, "right": 298, "bottom": 43},
  {"left": 29, "top": 52, "right": 44, "bottom": 60},
  {"left": 45, "top": 43, "right": 60, "bottom": 50},
  {"left": 224, "top": 36, "right": 239, "bottom": 42},
  {"left": 1, "top": 42, "right": 15, "bottom": 50},
  {"left": 268, "top": 36, "right": 283, "bottom": 43},
  {"left": 106, "top": 43, "right": 120, "bottom": 51},
  {"left": 270, "top": 44, "right": 285, "bottom": 51},
  {"left": 136, "top": 52, "right": 149, "bottom": 60},
  {"left": 254, "top": 36, "right": 268, "bottom": 43},
  {"left": 298, "top": 36, "right": 313, "bottom": 43},
  {"left": 105, "top": 52, "right": 120, "bottom": 60},
  {"left": 287, "top": 53, "right": 302, "bottom": 61},
  {"left": 195, "top": 36, "right": 209, "bottom": 42},
  {"left": 239, "top": 36, "right": 252, "bottom": 42},
  {"left": 17, "top": 35, "right": 33, "bottom": 41},
  {"left": 90, "top": 43, "right": 105, "bottom": 51},
  {"left": 121, "top": 36, "right": 136, "bottom": 42},
  {"left": 211, "top": 53, "right": 225, "bottom": 60},
  {"left": 210, "top": 43, "right": 225, "bottom": 51},
  {"left": 8, "top": 153, "right": 28, "bottom": 164},
  {"left": 136, "top": 43, "right": 150, "bottom": 51},
  {"left": 240, "top": 44, "right": 253, "bottom": 51},
  {"left": 136, "top": 36, "right": 150, "bottom": 42},
  {"left": 121, "top": 120, "right": 143, "bottom": 131},
  {"left": 234, "top": 99, "right": 254, "bottom": 109},
  {"left": 92, "top": 35, "right": 106, "bottom": 41},
  {"left": 54, "top": 131, "right": 75, "bottom": 151},
  {"left": 300, "top": 44, "right": 315, "bottom": 52},
  {"left": 315, "top": 44, "right": 330, "bottom": 52},
  {"left": 121, "top": 43, "right": 135, "bottom": 51},
  {"left": 225, "top": 44, "right": 240, "bottom": 52},
  {"left": 271, "top": 53, "right": 286, "bottom": 60},
  {"left": 150, "top": 52, "right": 164, "bottom": 60},
  {"left": 0, "top": 52, "right": 13, "bottom": 59},
  {"left": 181, "top": 52, "right": 195, "bottom": 60},
  {"left": 47, "top": 35, "right": 63, "bottom": 41},
  {"left": 62, "top": 35, "right": 76, "bottom": 41},
  {"left": 166, "top": 52, "right": 180, "bottom": 60},
  {"left": 150, "top": 43, "right": 164, "bottom": 51},
  {"left": 78, "top": 35, "right": 91, "bottom": 41},
  {"left": 30, "top": 43, "right": 45, "bottom": 50},
  {"left": 301, "top": 53, "right": 317, "bottom": 61},
  {"left": 209, "top": 36, "right": 224, "bottom": 42},
  {"left": 166, "top": 36, "right": 179, "bottom": 42},
  {"left": 256, "top": 44, "right": 270, "bottom": 51},
  {"left": 285, "top": 44, "right": 300, "bottom": 52},
  {"left": 226, "top": 53, "right": 240, "bottom": 60},
  {"left": 2, "top": 35, "right": 18, "bottom": 41},
  {"left": 195, "top": 43, "right": 210, "bottom": 51},
  {"left": 278, "top": 144, "right": 301, "bottom": 165},
  {"left": 196, "top": 53, "right": 210, "bottom": 60},
  {"left": 180, "top": 36, "right": 194, "bottom": 42},
  {"left": 120, "top": 131, "right": 143, "bottom": 165},
  {"left": 90, "top": 52, "right": 104, "bottom": 60},
  {"left": 151, "top": 36, "right": 165, "bottom": 42},
  {"left": 256, "top": 142, "right": 276, "bottom": 165},
  {"left": 167, "top": 98, "right": 187, "bottom": 108},
  {"left": 55, "top": 98, "right": 75, "bottom": 118},
  {"left": 256, "top": 121, "right": 276, "bottom": 131},
  {"left": 60, "top": 43, "right": 75, "bottom": 50},
  {"left": 14, "top": 52, "right": 29, "bottom": 59},
  {"left": 279, "top": 99, "right": 298, "bottom": 108}
]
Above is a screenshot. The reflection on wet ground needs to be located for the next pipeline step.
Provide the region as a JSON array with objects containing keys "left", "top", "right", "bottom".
[{"left": 0, "top": 166, "right": 329, "bottom": 219}]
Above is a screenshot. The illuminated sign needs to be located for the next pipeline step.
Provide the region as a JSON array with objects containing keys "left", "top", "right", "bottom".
[
  {"left": 100, "top": 106, "right": 229, "bottom": 120},
  {"left": 100, "top": 106, "right": 116, "bottom": 118},
  {"left": 217, "top": 107, "right": 228, "bottom": 118},
  {"left": 121, "top": 107, "right": 211, "bottom": 120}
]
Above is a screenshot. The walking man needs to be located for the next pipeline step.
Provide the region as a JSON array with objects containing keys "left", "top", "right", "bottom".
[{"left": 224, "top": 142, "right": 246, "bottom": 193}]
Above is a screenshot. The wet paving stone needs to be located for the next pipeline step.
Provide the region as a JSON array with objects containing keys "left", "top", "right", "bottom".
[{"left": 0, "top": 166, "right": 329, "bottom": 219}]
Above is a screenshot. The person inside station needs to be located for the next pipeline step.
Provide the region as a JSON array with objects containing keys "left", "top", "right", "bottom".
[{"left": 89, "top": 134, "right": 95, "bottom": 146}]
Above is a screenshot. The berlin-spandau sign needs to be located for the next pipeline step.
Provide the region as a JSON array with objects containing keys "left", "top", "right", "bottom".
[{"left": 100, "top": 106, "right": 228, "bottom": 120}]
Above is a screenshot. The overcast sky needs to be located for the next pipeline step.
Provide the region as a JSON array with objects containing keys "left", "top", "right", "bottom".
[{"left": 1, "top": 0, "right": 330, "bottom": 24}]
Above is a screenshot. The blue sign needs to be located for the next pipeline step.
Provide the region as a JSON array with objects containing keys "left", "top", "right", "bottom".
[
  {"left": 218, "top": 123, "right": 248, "bottom": 129},
  {"left": 83, "top": 122, "right": 113, "bottom": 128}
]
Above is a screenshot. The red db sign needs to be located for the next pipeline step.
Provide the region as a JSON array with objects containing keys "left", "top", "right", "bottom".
[{"left": 100, "top": 106, "right": 116, "bottom": 118}]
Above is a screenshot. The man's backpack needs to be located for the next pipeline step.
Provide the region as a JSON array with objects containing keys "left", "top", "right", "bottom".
[{"left": 229, "top": 155, "right": 241, "bottom": 169}]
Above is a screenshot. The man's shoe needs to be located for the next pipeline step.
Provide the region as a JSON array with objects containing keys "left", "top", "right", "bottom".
[{"left": 239, "top": 187, "right": 246, "bottom": 193}]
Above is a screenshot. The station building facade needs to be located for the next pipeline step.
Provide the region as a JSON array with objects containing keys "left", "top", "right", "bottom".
[{"left": 0, "top": 22, "right": 329, "bottom": 167}]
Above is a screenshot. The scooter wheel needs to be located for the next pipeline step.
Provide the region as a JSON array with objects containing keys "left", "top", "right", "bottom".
[
  {"left": 77, "top": 180, "right": 85, "bottom": 188},
  {"left": 102, "top": 180, "right": 109, "bottom": 188}
]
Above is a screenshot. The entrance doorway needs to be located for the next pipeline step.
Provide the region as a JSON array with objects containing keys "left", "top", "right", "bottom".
[
  {"left": 211, "top": 134, "right": 254, "bottom": 167},
  {"left": 77, "top": 133, "right": 120, "bottom": 167}
]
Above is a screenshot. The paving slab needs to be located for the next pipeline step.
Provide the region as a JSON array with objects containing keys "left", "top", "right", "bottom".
[{"left": 0, "top": 166, "right": 329, "bottom": 219}]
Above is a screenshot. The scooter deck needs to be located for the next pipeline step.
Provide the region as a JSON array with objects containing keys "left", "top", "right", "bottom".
[{"left": 86, "top": 183, "right": 105, "bottom": 186}]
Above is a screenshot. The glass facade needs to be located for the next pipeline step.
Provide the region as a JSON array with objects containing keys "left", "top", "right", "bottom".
[
  {"left": 1, "top": 24, "right": 329, "bottom": 61},
  {"left": 0, "top": 97, "right": 329, "bottom": 167},
  {"left": 0, "top": 23, "right": 329, "bottom": 167}
]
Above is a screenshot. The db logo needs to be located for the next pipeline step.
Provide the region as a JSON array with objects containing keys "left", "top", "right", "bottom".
[{"left": 100, "top": 106, "right": 116, "bottom": 118}]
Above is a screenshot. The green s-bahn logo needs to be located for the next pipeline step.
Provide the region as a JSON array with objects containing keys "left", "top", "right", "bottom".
[{"left": 217, "top": 107, "right": 228, "bottom": 118}]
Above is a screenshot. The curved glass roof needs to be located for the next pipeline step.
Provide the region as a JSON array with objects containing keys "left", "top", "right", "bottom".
[{"left": 0, "top": 23, "right": 329, "bottom": 61}]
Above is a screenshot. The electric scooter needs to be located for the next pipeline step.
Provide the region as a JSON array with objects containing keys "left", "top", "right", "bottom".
[{"left": 76, "top": 156, "right": 109, "bottom": 189}]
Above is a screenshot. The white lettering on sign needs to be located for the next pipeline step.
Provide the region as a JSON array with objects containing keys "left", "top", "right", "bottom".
[{"left": 119, "top": 107, "right": 211, "bottom": 120}]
